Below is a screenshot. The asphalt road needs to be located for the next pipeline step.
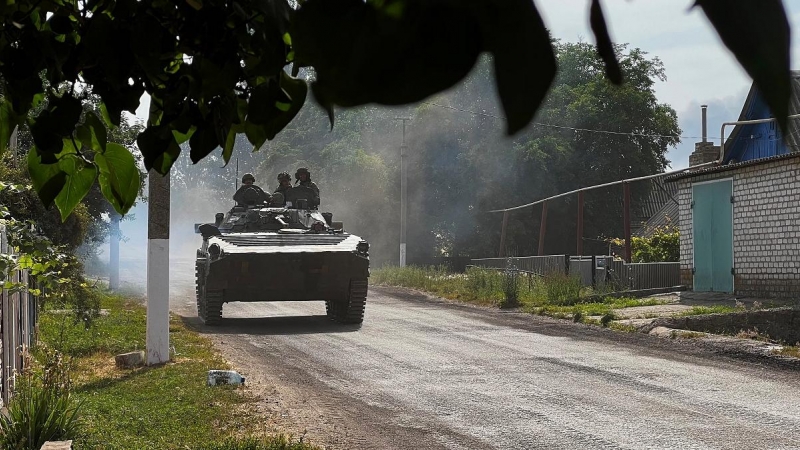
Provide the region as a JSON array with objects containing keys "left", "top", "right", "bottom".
[{"left": 171, "top": 282, "right": 800, "bottom": 450}]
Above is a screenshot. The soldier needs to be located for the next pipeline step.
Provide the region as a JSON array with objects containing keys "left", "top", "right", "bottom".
[
  {"left": 233, "top": 173, "right": 270, "bottom": 206},
  {"left": 275, "top": 172, "right": 292, "bottom": 196},
  {"left": 294, "top": 167, "right": 320, "bottom": 207}
]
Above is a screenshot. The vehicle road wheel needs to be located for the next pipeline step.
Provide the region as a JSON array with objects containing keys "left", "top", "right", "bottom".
[
  {"left": 336, "top": 279, "right": 367, "bottom": 324},
  {"left": 204, "top": 290, "right": 224, "bottom": 326},
  {"left": 325, "top": 300, "right": 335, "bottom": 320},
  {"left": 195, "top": 259, "right": 205, "bottom": 312}
]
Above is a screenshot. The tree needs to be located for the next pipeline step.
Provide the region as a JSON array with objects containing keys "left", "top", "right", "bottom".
[{"left": 0, "top": 0, "right": 791, "bottom": 220}]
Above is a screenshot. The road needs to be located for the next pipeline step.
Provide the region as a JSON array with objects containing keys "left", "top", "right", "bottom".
[{"left": 170, "top": 280, "right": 800, "bottom": 450}]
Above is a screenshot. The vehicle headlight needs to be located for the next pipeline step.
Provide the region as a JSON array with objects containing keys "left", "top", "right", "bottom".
[{"left": 208, "top": 243, "right": 222, "bottom": 260}]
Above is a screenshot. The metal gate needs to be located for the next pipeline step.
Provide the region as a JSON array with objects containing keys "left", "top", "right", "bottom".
[{"left": 692, "top": 179, "right": 734, "bottom": 292}]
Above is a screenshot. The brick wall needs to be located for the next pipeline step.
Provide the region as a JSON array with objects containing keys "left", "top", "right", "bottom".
[{"left": 675, "top": 156, "right": 800, "bottom": 298}]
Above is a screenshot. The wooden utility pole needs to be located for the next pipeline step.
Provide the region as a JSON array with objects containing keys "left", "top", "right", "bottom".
[
  {"left": 577, "top": 192, "right": 584, "bottom": 256},
  {"left": 498, "top": 211, "right": 509, "bottom": 257},
  {"left": 147, "top": 170, "right": 170, "bottom": 365},
  {"left": 623, "top": 182, "right": 632, "bottom": 263},
  {"left": 538, "top": 201, "right": 548, "bottom": 256}
]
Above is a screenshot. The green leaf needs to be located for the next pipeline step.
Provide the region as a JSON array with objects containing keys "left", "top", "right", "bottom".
[
  {"left": 76, "top": 111, "right": 108, "bottom": 152},
  {"left": 589, "top": 0, "right": 622, "bottom": 85},
  {"left": 244, "top": 121, "right": 268, "bottom": 151},
  {"left": 95, "top": 143, "right": 140, "bottom": 215},
  {"left": 695, "top": 0, "right": 790, "bottom": 133},
  {"left": 172, "top": 126, "right": 196, "bottom": 145},
  {"left": 263, "top": 72, "right": 309, "bottom": 139},
  {"left": 189, "top": 125, "right": 220, "bottom": 163},
  {"left": 222, "top": 123, "right": 245, "bottom": 164},
  {"left": 55, "top": 156, "right": 98, "bottom": 221},
  {"left": 480, "top": 0, "right": 556, "bottom": 135},
  {"left": 27, "top": 147, "right": 68, "bottom": 208},
  {"left": 137, "top": 125, "right": 181, "bottom": 174}
]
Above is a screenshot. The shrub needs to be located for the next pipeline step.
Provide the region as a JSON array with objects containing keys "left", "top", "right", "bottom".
[{"left": 0, "top": 349, "right": 82, "bottom": 450}]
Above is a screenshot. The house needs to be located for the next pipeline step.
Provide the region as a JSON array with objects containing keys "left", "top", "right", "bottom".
[{"left": 665, "top": 71, "right": 800, "bottom": 298}]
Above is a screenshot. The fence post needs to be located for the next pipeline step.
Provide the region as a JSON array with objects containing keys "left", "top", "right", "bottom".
[
  {"left": 564, "top": 254, "right": 570, "bottom": 276},
  {"left": 623, "top": 182, "right": 632, "bottom": 263},
  {"left": 498, "top": 211, "right": 509, "bottom": 258},
  {"left": 538, "top": 201, "right": 548, "bottom": 256},
  {"left": 591, "top": 255, "right": 596, "bottom": 288},
  {"left": 577, "top": 191, "right": 584, "bottom": 256}
]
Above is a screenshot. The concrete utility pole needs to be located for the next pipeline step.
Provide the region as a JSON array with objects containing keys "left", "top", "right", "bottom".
[
  {"left": 109, "top": 213, "right": 120, "bottom": 290},
  {"left": 395, "top": 117, "right": 411, "bottom": 267},
  {"left": 147, "top": 170, "right": 170, "bottom": 365}
]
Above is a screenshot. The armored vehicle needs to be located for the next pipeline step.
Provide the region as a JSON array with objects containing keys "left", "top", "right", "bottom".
[{"left": 194, "top": 185, "right": 369, "bottom": 325}]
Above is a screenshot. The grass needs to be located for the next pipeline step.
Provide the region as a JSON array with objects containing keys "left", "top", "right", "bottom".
[
  {"left": 36, "top": 292, "right": 319, "bottom": 450},
  {"left": 670, "top": 330, "right": 707, "bottom": 339},
  {"left": 773, "top": 346, "right": 800, "bottom": 359},
  {"left": 372, "top": 265, "right": 670, "bottom": 323},
  {"left": 677, "top": 305, "right": 745, "bottom": 316}
]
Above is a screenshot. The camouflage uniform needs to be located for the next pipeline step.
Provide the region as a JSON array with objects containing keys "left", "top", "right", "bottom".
[{"left": 295, "top": 168, "right": 320, "bottom": 207}]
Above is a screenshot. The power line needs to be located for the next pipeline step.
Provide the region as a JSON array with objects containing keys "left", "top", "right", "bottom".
[{"left": 421, "top": 101, "right": 723, "bottom": 142}]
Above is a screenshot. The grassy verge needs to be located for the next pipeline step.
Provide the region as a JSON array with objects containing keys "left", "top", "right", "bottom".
[
  {"left": 677, "top": 305, "right": 744, "bottom": 316},
  {"left": 372, "top": 265, "right": 668, "bottom": 324},
  {"left": 36, "top": 292, "right": 318, "bottom": 450}
]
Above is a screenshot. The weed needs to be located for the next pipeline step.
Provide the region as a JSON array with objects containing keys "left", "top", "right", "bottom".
[
  {"left": 773, "top": 346, "right": 800, "bottom": 358},
  {"left": 608, "top": 322, "right": 638, "bottom": 333},
  {"left": 674, "top": 331, "right": 706, "bottom": 339},
  {"left": 499, "top": 269, "right": 520, "bottom": 308},
  {"left": 600, "top": 313, "right": 615, "bottom": 327},
  {"left": 0, "top": 348, "right": 82, "bottom": 450},
  {"left": 735, "top": 328, "right": 773, "bottom": 342},
  {"left": 678, "top": 305, "right": 744, "bottom": 316},
  {"left": 573, "top": 311, "right": 584, "bottom": 323}
]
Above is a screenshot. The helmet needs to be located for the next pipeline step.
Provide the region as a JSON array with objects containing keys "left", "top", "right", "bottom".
[
  {"left": 295, "top": 167, "right": 310, "bottom": 182},
  {"left": 277, "top": 172, "right": 291, "bottom": 182},
  {"left": 242, "top": 173, "right": 255, "bottom": 183}
]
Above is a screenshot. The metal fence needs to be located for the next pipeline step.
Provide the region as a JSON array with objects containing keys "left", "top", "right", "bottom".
[
  {"left": 470, "top": 255, "right": 567, "bottom": 275},
  {"left": 0, "top": 225, "right": 37, "bottom": 406},
  {"left": 471, "top": 254, "right": 681, "bottom": 291}
]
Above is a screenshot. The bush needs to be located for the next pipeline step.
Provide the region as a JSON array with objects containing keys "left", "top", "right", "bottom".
[{"left": 0, "top": 349, "right": 82, "bottom": 450}]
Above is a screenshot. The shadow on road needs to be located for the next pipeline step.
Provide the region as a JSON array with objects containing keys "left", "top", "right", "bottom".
[{"left": 179, "top": 314, "right": 362, "bottom": 336}]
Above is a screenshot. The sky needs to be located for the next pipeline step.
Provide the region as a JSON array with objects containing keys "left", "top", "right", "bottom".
[
  {"left": 133, "top": 0, "right": 800, "bottom": 171},
  {"left": 536, "top": 0, "right": 800, "bottom": 170}
]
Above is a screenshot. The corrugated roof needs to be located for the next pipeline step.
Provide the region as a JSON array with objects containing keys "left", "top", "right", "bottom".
[
  {"left": 634, "top": 201, "right": 679, "bottom": 237},
  {"left": 723, "top": 70, "right": 800, "bottom": 160}
]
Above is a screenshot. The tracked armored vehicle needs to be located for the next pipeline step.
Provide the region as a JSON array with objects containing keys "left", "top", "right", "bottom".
[{"left": 194, "top": 185, "right": 369, "bottom": 326}]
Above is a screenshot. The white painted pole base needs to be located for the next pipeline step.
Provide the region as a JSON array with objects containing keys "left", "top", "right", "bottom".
[
  {"left": 400, "top": 243, "right": 406, "bottom": 267},
  {"left": 147, "top": 238, "right": 170, "bottom": 365}
]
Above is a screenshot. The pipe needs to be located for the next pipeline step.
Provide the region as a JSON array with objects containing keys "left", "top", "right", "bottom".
[
  {"left": 719, "top": 113, "right": 800, "bottom": 163},
  {"left": 701, "top": 105, "right": 708, "bottom": 143}
]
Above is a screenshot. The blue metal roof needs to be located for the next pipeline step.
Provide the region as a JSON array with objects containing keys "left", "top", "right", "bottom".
[{"left": 723, "top": 71, "right": 800, "bottom": 164}]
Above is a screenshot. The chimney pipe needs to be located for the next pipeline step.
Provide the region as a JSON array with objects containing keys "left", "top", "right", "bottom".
[{"left": 701, "top": 104, "right": 708, "bottom": 143}]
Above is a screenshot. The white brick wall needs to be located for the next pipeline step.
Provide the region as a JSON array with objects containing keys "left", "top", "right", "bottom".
[{"left": 675, "top": 156, "right": 800, "bottom": 298}]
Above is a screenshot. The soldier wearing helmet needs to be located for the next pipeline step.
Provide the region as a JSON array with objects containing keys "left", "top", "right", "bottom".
[
  {"left": 233, "top": 173, "right": 271, "bottom": 206},
  {"left": 275, "top": 172, "right": 292, "bottom": 195},
  {"left": 295, "top": 167, "right": 320, "bottom": 207}
]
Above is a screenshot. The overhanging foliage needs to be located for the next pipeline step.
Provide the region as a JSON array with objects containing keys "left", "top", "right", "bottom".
[{"left": 0, "top": 0, "right": 791, "bottom": 218}]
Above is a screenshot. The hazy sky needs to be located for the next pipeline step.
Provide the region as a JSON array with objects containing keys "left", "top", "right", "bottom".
[{"left": 133, "top": 0, "right": 800, "bottom": 171}]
